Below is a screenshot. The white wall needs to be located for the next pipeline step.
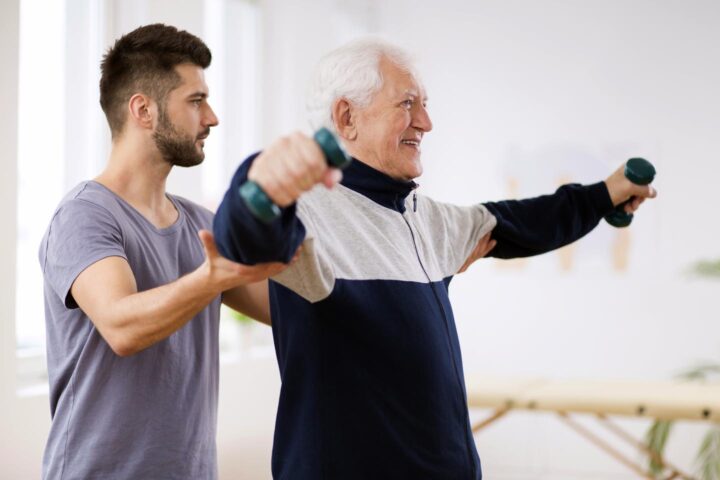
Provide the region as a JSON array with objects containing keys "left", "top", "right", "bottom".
[
  {"left": 0, "top": 0, "right": 27, "bottom": 478},
  {"left": 258, "top": 0, "right": 382, "bottom": 141},
  {"left": 0, "top": 1, "right": 18, "bottom": 389},
  {"left": 3, "top": 1, "right": 719, "bottom": 479}
]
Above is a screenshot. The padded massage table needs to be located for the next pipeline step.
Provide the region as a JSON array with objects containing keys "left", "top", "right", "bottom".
[{"left": 466, "top": 375, "right": 720, "bottom": 479}]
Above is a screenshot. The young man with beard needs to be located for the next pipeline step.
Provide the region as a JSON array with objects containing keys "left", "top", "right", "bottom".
[{"left": 38, "top": 24, "right": 288, "bottom": 479}]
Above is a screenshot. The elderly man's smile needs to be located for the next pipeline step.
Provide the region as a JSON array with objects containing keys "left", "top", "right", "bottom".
[{"left": 400, "top": 136, "right": 422, "bottom": 150}]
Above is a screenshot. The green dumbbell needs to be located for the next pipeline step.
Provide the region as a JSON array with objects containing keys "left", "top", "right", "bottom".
[
  {"left": 239, "top": 127, "right": 351, "bottom": 223},
  {"left": 604, "top": 157, "right": 656, "bottom": 228}
]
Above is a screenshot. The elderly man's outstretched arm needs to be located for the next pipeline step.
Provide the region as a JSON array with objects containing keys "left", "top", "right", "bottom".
[{"left": 479, "top": 164, "right": 656, "bottom": 259}]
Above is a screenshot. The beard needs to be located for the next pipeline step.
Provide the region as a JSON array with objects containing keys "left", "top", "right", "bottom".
[{"left": 152, "top": 108, "right": 208, "bottom": 168}]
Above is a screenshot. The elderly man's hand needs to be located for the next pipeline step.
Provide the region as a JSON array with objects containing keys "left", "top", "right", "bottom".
[
  {"left": 604, "top": 163, "right": 657, "bottom": 214},
  {"left": 457, "top": 233, "right": 497, "bottom": 274},
  {"left": 247, "top": 132, "right": 343, "bottom": 207}
]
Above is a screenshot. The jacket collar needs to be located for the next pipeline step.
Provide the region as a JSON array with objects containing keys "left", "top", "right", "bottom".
[{"left": 340, "top": 158, "right": 418, "bottom": 213}]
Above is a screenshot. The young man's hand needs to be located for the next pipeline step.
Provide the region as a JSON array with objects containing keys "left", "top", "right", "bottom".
[
  {"left": 197, "top": 229, "right": 295, "bottom": 292},
  {"left": 458, "top": 232, "right": 497, "bottom": 274}
]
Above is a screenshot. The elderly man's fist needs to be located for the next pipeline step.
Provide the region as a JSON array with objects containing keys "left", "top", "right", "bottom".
[
  {"left": 605, "top": 159, "right": 656, "bottom": 209},
  {"left": 248, "top": 131, "right": 343, "bottom": 208}
]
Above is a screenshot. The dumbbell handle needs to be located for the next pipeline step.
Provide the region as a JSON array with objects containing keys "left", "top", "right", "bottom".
[
  {"left": 239, "top": 128, "right": 351, "bottom": 223},
  {"left": 604, "top": 157, "right": 656, "bottom": 228}
]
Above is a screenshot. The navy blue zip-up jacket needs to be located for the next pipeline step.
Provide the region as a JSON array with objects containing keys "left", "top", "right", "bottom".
[{"left": 214, "top": 155, "right": 615, "bottom": 479}]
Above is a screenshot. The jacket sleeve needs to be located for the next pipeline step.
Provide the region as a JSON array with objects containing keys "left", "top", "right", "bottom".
[
  {"left": 270, "top": 196, "right": 336, "bottom": 303},
  {"left": 483, "top": 181, "right": 615, "bottom": 259},
  {"left": 213, "top": 153, "right": 306, "bottom": 265},
  {"left": 413, "top": 197, "right": 497, "bottom": 276}
]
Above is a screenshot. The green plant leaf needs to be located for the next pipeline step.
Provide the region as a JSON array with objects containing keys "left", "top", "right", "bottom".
[
  {"left": 228, "top": 308, "right": 253, "bottom": 324},
  {"left": 645, "top": 361, "right": 720, "bottom": 478},
  {"left": 696, "top": 427, "right": 720, "bottom": 480},
  {"left": 692, "top": 259, "right": 720, "bottom": 278},
  {"left": 646, "top": 420, "right": 674, "bottom": 476},
  {"left": 680, "top": 364, "right": 720, "bottom": 382}
]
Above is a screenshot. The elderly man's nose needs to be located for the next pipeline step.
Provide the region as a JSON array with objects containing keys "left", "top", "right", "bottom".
[{"left": 414, "top": 106, "right": 432, "bottom": 132}]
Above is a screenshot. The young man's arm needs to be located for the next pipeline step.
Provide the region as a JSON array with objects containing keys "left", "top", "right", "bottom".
[{"left": 71, "top": 230, "right": 286, "bottom": 356}]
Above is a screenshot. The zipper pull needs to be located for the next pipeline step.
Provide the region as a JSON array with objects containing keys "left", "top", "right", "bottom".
[{"left": 413, "top": 192, "right": 417, "bottom": 212}]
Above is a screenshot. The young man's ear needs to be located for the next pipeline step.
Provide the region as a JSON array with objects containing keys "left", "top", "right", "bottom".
[
  {"left": 332, "top": 98, "right": 357, "bottom": 141},
  {"left": 127, "top": 94, "right": 156, "bottom": 130}
]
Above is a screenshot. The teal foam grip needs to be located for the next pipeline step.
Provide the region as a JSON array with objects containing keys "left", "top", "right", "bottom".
[
  {"left": 314, "top": 128, "right": 352, "bottom": 169},
  {"left": 239, "top": 127, "right": 351, "bottom": 223},
  {"left": 239, "top": 181, "right": 280, "bottom": 223},
  {"left": 605, "top": 157, "right": 656, "bottom": 228}
]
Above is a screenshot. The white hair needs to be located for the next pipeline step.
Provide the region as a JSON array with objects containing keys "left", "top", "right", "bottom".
[{"left": 306, "top": 37, "right": 418, "bottom": 132}]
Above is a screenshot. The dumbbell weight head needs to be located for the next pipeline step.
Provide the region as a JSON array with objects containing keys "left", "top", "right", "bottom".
[
  {"left": 314, "top": 127, "right": 352, "bottom": 169},
  {"left": 239, "top": 180, "right": 280, "bottom": 223}
]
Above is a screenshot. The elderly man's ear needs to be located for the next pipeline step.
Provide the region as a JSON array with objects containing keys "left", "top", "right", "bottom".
[{"left": 332, "top": 98, "right": 358, "bottom": 141}]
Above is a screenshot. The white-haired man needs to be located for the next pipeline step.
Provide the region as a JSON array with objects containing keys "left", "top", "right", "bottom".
[{"left": 213, "top": 39, "right": 655, "bottom": 479}]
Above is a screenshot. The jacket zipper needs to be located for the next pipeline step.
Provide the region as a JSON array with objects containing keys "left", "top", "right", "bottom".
[{"left": 396, "top": 193, "right": 477, "bottom": 476}]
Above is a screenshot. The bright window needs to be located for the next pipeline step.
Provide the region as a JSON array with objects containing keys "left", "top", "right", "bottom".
[{"left": 16, "top": 0, "right": 68, "bottom": 353}]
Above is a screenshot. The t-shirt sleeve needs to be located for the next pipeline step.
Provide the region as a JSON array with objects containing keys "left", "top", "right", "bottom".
[{"left": 41, "top": 199, "right": 127, "bottom": 309}]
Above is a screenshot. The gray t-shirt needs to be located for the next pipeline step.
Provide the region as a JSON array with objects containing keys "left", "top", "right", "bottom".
[{"left": 39, "top": 181, "right": 221, "bottom": 480}]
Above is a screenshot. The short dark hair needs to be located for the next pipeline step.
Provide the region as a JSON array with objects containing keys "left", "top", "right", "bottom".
[{"left": 99, "top": 23, "right": 212, "bottom": 138}]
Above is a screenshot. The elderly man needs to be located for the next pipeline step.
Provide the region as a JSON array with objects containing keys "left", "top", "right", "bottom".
[{"left": 213, "top": 39, "right": 655, "bottom": 479}]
